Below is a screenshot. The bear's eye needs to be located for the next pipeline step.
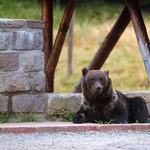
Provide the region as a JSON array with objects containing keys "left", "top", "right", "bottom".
[
  {"left": 91, "top": 78, "right": 94, "bottom": 82},
  {"left": 100, "top": 78, "right": 104, "bottom": 82}
]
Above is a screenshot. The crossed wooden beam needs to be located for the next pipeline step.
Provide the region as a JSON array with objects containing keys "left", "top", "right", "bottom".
[{"left": 42, "top": 0, "right": 150, "bottom": 93}]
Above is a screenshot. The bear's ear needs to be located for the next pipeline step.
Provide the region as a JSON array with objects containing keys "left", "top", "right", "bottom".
[
  {"left": 82, "top": 68, "right": 89, "bottom": 76},
  {"left": 104, "top": 70, "right": 109, "bottom": 76}
]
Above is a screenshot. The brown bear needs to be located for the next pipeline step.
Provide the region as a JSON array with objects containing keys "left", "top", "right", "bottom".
[{"left": 73, "top": 68, "right": 148, "bottom": 124}]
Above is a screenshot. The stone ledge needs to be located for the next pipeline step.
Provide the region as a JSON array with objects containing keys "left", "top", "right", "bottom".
[
  {"left": 46, "top": 93, "right": 82, "bottom": 116},
  {"left": 0, "top": 91, "right": 150, "bottom": 115},
  {"left": 46, "top": 91, "right": 150, "bottom": 117}
]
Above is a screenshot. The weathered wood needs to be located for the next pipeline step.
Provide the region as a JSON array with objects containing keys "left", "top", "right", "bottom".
[
  {"left": 126, "top": 0, "right": 150, "bottom": 81},
  {"left": 68, "top": 14, "right": 74, "bottom": 76},
  {"left": 42, "top": 0, "right": 53, "bottom": 92},
  {"left": 46, "top": 0, "right": 77, "bottom": 92},
  {"left": 72, "top": 0, "right": 143, "bottom": 93}
]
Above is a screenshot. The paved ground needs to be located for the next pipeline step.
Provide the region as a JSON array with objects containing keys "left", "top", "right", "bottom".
[
  {"left": 0, "top": 122, "right": 150, "bottom": 150},
  {"left": 0, "top": 130, "right": 150, "bottom": 150}
]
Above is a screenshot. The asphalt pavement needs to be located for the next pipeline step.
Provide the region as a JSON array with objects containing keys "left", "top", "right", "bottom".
[{"left": 1, "top": 130, "right": 150, "bottom": 150}]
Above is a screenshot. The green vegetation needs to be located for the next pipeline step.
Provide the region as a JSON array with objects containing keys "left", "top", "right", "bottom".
[
  {"left": 63, "top": 109, "right": 73, "bottom": 122},
  {"left": 47, "top": 109, "right": 73, "bottom": 122},
  {"left": 0, "top": 109, "right": 73, "bottom": 123},
  {"left": 95, "top": 119, "right": 114, "bottom": 124},
  {"left": 0, "top": 0, "right": 41, "bottom": 20},
  {"left": 60, "top": 109, "right": 73, "bottom": 122},
  {"left": 1, "top": 0, "right": 150, "bottom": 93},
  {"left": 147, "top": 118, "right": 150, "bottom": 123},
  {"left": 95, "top": 119, "right": 149, "bottom": 124},
  {"left": 0, "top": 112, "right": 43, "bottom": 123}
]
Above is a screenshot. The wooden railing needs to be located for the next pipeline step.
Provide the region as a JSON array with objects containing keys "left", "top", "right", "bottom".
[{"left": 42, "top": 0, "right": 150, "bottom": 93}]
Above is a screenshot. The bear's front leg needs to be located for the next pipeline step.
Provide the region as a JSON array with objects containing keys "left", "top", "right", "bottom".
[
  {"left": 111, "top": 105, "right": 128, "bottom": 124},
  {"left": 73, "top": 105, "right": 100, "bottom": 123},
  {"left": 73, "top": 103, "right": 86, "bottom": 124},
  {"left": 73, "top": 113, "right": 85, "bottom": 124},
  {"left": 73, "top": 102, "right": 94, "bottom": 123}
]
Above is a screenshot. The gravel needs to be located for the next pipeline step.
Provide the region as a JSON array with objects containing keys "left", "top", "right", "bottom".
[{"left": 0, "top": 131, "right": 150, "bottom": 150}]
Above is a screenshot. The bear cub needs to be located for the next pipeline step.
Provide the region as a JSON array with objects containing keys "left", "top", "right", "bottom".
[{"left": 73, "top": 68, "right": 148, "bottom": 124}]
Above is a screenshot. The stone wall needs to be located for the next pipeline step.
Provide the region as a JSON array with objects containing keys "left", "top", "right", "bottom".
[
  {"left": 0, "top": 19, "right": 47, "bottom": 113},
  {"left": 0, "top": 19, "right": 150, "bottom": 120}
]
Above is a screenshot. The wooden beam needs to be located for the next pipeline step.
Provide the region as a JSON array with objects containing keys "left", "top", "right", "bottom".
[
  {"left": 68, "top": 14, "right": 74, "bottom": 76},
  {"left": 72, "top": 0, "right": 143, "bottom": 93},
  {"left": 126, "top": 0, "right": 150, "bottom": 81},
  {"left": 42, "top": 0, "right": 53, "bottom": 92},
  {"left": 46, "top": 0, "right": 77, "bottom": 92}
]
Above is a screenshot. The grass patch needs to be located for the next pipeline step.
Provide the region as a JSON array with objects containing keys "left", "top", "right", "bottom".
[
  {"left": 0, "top": 110, "right": 73, "bottom": 123},
  {"left": 46, "top": 109, "right": 73, "bottom": 122},
  {"left": 0, "top": 0, "right": 41, "bottom": 20},
  {"left": 0, "top": 112, "right": 44, "bottom": 123},
  {"left": 95, "top": 119, "right": 114, "bottom": 124},
  {"left": 54, "top": 21, "right": 150, "bottom": 92},
  {"left": 147, "top": 118, "right": 150, "bottom": 123}
]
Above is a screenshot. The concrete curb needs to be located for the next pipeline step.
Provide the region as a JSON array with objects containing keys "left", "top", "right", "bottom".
[{"left": 0, "top": 122, "right": 150, "bottom": 133}]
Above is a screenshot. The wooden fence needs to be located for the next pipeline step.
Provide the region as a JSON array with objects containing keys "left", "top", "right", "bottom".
[{"left": 42, "top": 0, "right": 150, "bottom": 93}]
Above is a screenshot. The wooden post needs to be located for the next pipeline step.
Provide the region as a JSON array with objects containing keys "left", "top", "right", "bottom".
[
  {"left": 72, "top": 0, "right": 143, "bottom": 93},
  {"left": 126, "top": 0, "right": 150, "bottom": 81},
  {"left": 42, "top": 0, "right": 53, "bottom": 92},
  {"left": 68, "top": 14, "right": 74, "bottom": 76},
  {"left": 46, "top": 0, "right": 77, "bottom": 92}
]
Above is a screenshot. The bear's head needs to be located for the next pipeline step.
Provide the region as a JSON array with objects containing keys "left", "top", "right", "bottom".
[{"left": 81, "top": 67, "right": 110, "bottom": 95}]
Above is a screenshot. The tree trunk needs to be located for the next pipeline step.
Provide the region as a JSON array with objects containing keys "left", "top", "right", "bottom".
[{"left": 42, "top": 0, "right": 53, "bottom": 92}]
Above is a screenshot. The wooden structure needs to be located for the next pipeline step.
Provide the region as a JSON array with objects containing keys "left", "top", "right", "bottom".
[{"left": 42, "top": 0, "right": 150, "bottom": 93}]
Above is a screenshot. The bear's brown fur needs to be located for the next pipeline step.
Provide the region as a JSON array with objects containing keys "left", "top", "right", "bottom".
[{"left": 73, "top": 68, "right": 148, "bottom": 124}]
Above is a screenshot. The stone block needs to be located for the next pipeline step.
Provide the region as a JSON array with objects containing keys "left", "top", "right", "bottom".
[
  {"left": 12, "top": 94, "right": 47, "bottom": 112},
  {"left": 33, "top": 32, "right": 43, "bottom": 50},
  {"left": 0, "top": 74, "right": 31, "bottom": 92},
  {"left": 26, "top": 20, "right": 45, "bottom": 29},
  {"left": 34, "top": 74, "right": 46, "bottom": 91},
  {"left": 0, "top": 96, "right": 9, "bottom": 112},
  {"left": 0, "top": 53, "right": 19, "bottom": 71},
  {"left": 0, "top": 33, "right": 9, "bottom": 50},
  {"left": 3, "top": 19, "right": 25, "bottom": 28},
  {"left": 46, "top": 93, "right": 82, "bottom": 117},
  {"left": 22, "top": 52, "right": 44, "bottom": 72},
  {"left": 12, "top": 31, "right": 33, "bottom": 50},
  {"left": 12, "top": 31, "right": 43, "bottom": 50}
]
